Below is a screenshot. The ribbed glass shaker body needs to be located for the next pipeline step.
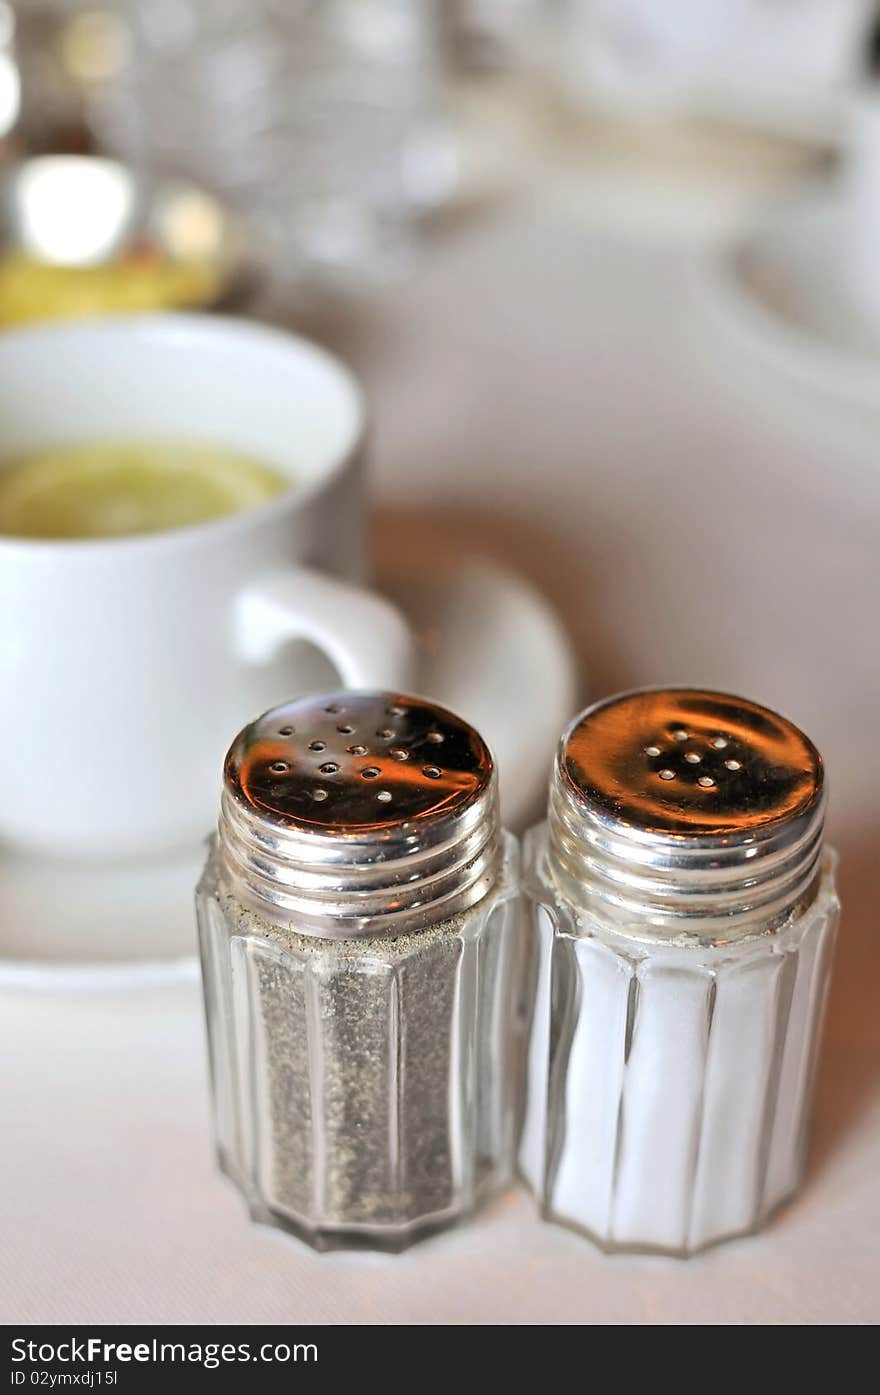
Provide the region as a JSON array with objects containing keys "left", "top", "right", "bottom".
[
  {"left": 197, "top": 691, "right": 522, "bottom": 1253},
  {"left": 520, "top": 688, "right": 839, "bottom": 1256}
]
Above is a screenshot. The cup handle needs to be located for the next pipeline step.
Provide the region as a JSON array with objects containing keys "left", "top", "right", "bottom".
[{"left": 234, "top": 567, "right": 416, "bottom": 691}]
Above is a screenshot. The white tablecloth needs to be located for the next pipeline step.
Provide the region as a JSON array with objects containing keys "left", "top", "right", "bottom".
[{"left": 3, "top": 138, "right": 879, "bottom": 1324}]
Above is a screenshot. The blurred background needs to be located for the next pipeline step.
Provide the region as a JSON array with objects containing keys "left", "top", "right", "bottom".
[
  {"left": 1, "top": 0, "right": 877, "bottom": 282},
  {"left": 1, "top": 0, "right": 879, "bottom": 1321}
]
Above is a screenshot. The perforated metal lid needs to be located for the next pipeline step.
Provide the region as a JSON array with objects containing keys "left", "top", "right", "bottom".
[
  {"left": 218, "top": 691, "right": 500, "bottom": 937},
  {"left": 547, "top": 687, "right": 826, "bottom": 937}
]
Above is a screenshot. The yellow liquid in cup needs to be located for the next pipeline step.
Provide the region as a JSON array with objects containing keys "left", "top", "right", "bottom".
[{"left": 0, "top": 439, "right": 290, "bottom": 540}]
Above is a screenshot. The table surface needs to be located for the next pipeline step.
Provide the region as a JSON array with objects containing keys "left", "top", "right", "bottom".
[{"left": 3, "top": 122, "right": 879, "bottom": 1325}]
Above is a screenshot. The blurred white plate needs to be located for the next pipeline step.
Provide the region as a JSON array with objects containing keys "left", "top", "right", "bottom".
[
  {"left": 706, "top": 186, "right": 880, "bottom": 404},
  {"left": 0, "top": 552, "right": 578, "bottom": 989}
]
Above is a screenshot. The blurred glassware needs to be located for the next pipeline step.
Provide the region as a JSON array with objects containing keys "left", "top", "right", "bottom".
[
  {"left": 94, "top": 0, "right": 457, "bottom": 283},
  {"left": 0, "top": 154, "right": 242, "bottom": 324},
  {"left": 446, "top": 0, "right": 555, "bottom": 75},
  {"left": 3, "top": 1, "right": 129, "bottom": 153},
  {"left": 555, "top": 0, "right": 877, "bottom": 142},
  {"left": 0, "top": 4, "right": 21, "bottom": 152}
]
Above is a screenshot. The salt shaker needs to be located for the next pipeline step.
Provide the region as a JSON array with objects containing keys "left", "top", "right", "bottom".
[
  {"left": 520, "top": 687, "right": 839, "bottom": 1256},
  {"left": 197, "top": 690, "right": 521, "bottom": 1252}
]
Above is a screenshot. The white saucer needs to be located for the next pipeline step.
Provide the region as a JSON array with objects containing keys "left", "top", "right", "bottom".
[
  {"left": 706, "top": 186, "right": 880, "bottom": 405},
  {"left": 375, "top": 545, "right": 579, "bottom": 832},
  {"left": 0, "top": 552, "right": 578, "bottom": 989}
]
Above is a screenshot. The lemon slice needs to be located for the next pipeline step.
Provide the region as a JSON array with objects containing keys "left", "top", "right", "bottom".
[{"left": 0, "top": 440, "right": 289, "bottom": 540}]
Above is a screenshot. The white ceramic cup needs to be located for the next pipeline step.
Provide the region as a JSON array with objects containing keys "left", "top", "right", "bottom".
[{"left": 0, "top": 314, "right": 414, "bottom": 860}]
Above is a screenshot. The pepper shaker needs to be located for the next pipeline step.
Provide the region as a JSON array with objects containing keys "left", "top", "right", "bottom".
[
  {"left": 197, "top": 691, "right": 521, "bottom": 1252},
  {"left": 520, "top": 687, "right": 839, "bottom": 1255}
]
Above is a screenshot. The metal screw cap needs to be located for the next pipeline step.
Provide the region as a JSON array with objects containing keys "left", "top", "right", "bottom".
[
  {"left": 548, "top": 687, "right": 826, "bottom": 936},
  {"left": 219, "top": 691, "right": 500, "bottom": 937}
]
